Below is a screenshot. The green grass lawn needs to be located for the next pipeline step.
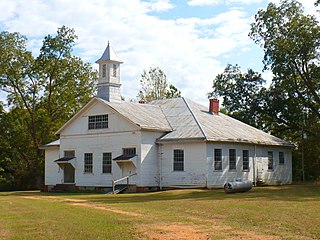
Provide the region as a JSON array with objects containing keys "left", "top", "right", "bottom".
[{"left": 0, "top": 184, "right": 319, "bottom": 240}]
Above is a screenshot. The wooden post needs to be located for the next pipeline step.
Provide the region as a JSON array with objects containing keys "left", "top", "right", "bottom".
[
  {"left": 112, "top": 180, "right": 115, "bottom": 194},
  {"left": 127, "top": 177, "right": 129, "bottom": 189}
]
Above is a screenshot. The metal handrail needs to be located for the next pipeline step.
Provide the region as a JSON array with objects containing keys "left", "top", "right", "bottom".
[{"left": 112, "top": 173, "right": 137, "bottom": 194}]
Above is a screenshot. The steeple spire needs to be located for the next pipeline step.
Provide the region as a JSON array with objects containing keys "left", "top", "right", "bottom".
[
  {"left": 96, "top": 42, "right": 122, "bottom": 103},
  {"left": 96, "top": 42, "right": 123, "bottom": 64}
]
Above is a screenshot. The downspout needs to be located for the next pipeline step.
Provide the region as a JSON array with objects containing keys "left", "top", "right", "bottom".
[
  {"left": 253, "top": 145, "right": 257, "bottom": 187},
  {"left": 159, "top": 143, "right": 163, "bottom": 190}
]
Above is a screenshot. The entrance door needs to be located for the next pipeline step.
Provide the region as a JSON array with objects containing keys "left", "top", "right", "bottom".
[
  {"left": 121, "top": 162, "right": 136, "bottom": 177},
  {"left": 64, "top": 164, "right": 75, "bottom": 183},
  {"left": 257, "top": 159, "right": 263, "bottom": 182},
  {"left": 119, "top": 162, "right": 137, "bottom": 184}
]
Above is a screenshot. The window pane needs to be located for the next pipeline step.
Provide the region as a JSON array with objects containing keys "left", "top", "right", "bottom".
[
  {"left": 173, "top": 149, "right": 184, "bottom": 171},
  {"left": 243, "top": 150, "right": 249, "bottom": 171},
  {"left": 84, "top": 153, "right": 93, "bottom": 173},
  {"left": 103, "top": 152, "right": 112, "bottom": 173},
  {"left": 102, "top": 64, "right": 106, "bottom": 78},
  {"left": 113, "top": 64, "right": 117, "bottom": 77},
  {"left": 229, "top": 149, "right": 236, "bottom": 170},
  {"left": 64, "top": 150, "right": 75, "bottom": 158},
  {"left": 279, "top": 152, "right": 285, "bottom": 165},
  {"left": 268, "top": 151, "right": 273, "bottom": 170},
  {"left": 214, "top": 149, "right": 222, "bottom": 171},
  {"left": 88, "top": 115, "right": 108, "bottom": 129},
  {"left": 123, "top": 148, "right": 136, "bottom": 155}
]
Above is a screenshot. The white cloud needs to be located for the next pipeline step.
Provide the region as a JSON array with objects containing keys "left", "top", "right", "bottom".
[
  {"left": 0, "top": 1, "right": 16, "bottom": 22},
  {"left": 188, "top": 0, "right": 264, "bottom": 7},
  {"left": 0, "top": 0, "right": 257, "bottom": 106},
  {"left": 144, "top": 0, "right": 175, "bottom": 12}
]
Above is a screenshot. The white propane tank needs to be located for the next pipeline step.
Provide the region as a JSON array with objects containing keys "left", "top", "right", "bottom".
[{"left": 224, "top": 179, "right": 252, "bottom": 193}]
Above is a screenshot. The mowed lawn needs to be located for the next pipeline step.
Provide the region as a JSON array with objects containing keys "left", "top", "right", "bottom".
[{"left": 0, "top": 184, "right": 319, "bottom": 240}]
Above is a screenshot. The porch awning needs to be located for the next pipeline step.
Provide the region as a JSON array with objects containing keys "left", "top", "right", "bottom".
[
  {"left": 113, "top": 154, "right": 137, "bottom": 161},
  {"left": 54, "top": 157, "right": 76, "bottom": 168},
  {"left": 113, "top": 154, "right": 138, "bottom": 167}
]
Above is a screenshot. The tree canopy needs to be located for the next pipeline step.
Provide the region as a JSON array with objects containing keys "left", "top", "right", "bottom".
[
  {"left": 211, "top": 64, "right": 267, "bottom": 128},
  {"left": 249, "top": 0, "right": 320, "bottom": 121},
  {"left": 0, "top": 26, "right": 98, "bottom": 189},
  {"left": 137, "top": 67, "right": 181, "bottom": 103},
  {"left": 212, "top": 0, "right": 320, "bottom": 181}
]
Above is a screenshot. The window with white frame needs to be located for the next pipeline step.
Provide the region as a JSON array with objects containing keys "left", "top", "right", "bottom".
[
  {"left": 102, "top": 152, "right": 112, "bottom": 173},
  {"left": 64, "top": 150, "right": 75, "bottom": 158},
  {"left": 243, "top": 150, "right": 249, "bottom": 171},
  {"left": 113, "top": 64, "right": 117, "bottom": 77},
  {"left": 88, "top": 115, "right": 108, "bottom": 129},
  {"left": 123, "top": 148, "right": 136, "bottom": 155},
  {"left": 229, "top": 149, "right": 236, "bottom": 170},
  {"left": 84, "top": 153, "right": 93, "bottom": 173},
  {"left": 102, "top": 64, "right": 106, "bottom": 78},
  {"left": 279, "top": 152, "right": 285, "bottom": 165},
  {"left": 173, "top": 149, "right": 184, "bottom": 171},
  {"left": 268, "top": 151, "right": 273, "bottom": 170},
  {"left": 214, "top": 149, "right": 222, "bottom": 171}
]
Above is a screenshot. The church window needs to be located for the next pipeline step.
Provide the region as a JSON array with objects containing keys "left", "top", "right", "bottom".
[
  {"left": 113, "top": 64, "right": 117, "bottom": 77},
  {"left": 268, "top": 151, "right": 274, "bottom": 170},
  {"left": 88, "top": 115, "right": 108, "bottom": 129},
  {"left": 229, "top": 149, "right": 236, "bottom": 170},
  {"left": 214, "top": 149, "right": 222, "bottom": 171},
  {"left": 242, "top": 150, "right": 249, "bottom": 171},
  {"left": 102, "top": 64, "right": 106, "bottom": 78},
  {"left": 64, "top": 150, "right": 75, "bottom": 158},
  {"left": 123, "top": 148, "right": 136, "bottom": 155},
  {"left": 173, "top": 149, "right": 184, "bottom": 171},
  {"left": 84, "top": 153, "right": 93, "bottom": 173},
  {"left": 102, "top": 152, "right": 112, "bottom": 173},
  {"left": 279, "top": 152, "right": 285, "bottom": 165}
]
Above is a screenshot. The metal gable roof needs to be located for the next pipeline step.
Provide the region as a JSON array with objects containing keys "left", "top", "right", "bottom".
[
  {"left": 52, "top": 96, "right": 292, "bottom": 147},
  {"left": 151, "top": 98, "right": 292, "bottom": 147},
  {"left": 99, "top": 99, "right": 172, "bottom": 131},
  {"left": 149, "top": 98, "right": 205, "bottom": 140}
]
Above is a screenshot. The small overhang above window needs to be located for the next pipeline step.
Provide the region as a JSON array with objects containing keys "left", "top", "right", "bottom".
[
  {"left": 113, "top": 154, "right": 137, "bottom": 167},
  {"left": 54, "top": 157, "right": 76, "bottom": 168}
]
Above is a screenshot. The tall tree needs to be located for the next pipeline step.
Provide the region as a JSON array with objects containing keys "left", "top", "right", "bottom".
[
  {"left": 248, "top": 0, "right": 320, "bottom": 181},
  {"left": 249, "top": 0, "right": 320, "bottom": 121},
  {"left": 210, "top": 64, "right": 267, "bottom": 128},
  {"left": 0, "top": 26, "right": 98, "bottom": 189},
  {"left": 137, "top": 67, "right": 181, "bottom": 102}
]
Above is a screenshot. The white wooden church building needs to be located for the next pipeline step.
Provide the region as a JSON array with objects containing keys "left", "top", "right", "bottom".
[{"left": 42, "top": 43, "right": 292, "bottom": 192}]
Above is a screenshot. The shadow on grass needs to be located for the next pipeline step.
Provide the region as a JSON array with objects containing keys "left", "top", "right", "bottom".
[{"left": 2, "top": 184, "right": 320, "bottom": 204}]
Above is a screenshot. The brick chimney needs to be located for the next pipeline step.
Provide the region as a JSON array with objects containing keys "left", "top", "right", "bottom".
[{"left": 209, "top": 98, "right": 219, "bottom": 115}]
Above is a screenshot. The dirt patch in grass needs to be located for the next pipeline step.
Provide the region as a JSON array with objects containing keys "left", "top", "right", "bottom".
[
  {"left": 21, "top": 195, "right": 142, "bottom": 217},
  {"left": 141, "top": 223, "right": 209, "bottom": 240},
  {"left": 0, "top": 228, "right": 11, "bottom": 239},
  {"left": 69, "top": 202, "right": 143, "bottom": 217},
  {"left": 228, "top": 231, "right": 279, "bottom": 240},
  {"left": 140, "top": 221, "right": 280, "bottom": 240}
]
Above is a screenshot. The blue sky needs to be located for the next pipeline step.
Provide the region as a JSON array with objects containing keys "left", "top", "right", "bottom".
[{"left": 0, "top": 0, "right": 317, "bottom": 106}]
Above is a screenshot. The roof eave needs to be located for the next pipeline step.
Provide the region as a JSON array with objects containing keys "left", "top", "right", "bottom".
[
  {"left": 156, "top": 137, "right": 207, "bottom": 144},
  {"left": 39, "top": 145, "right": 60, "bottom": 150},
  {"left": 206, "top": 138, "right": 294, "bottom": 148},
  {"left": 140, "top": 126, "right": 172, "bottom": 132}
]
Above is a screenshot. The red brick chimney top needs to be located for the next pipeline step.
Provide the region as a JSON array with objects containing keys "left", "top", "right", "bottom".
[{"left": 209, "top": 98, "right": 219, "bottom": 115}]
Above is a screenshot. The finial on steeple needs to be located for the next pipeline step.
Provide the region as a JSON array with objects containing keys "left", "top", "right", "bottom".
[{"left": 107, "top": 41, "right": 109, "bottom": 46}]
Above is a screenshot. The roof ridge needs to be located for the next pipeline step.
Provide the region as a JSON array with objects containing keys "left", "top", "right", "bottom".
[
  {"left": 182, "top": 97, "right": 207, "bottom": 139},
  {"left": 157, "top": 102, "right": 174, "bottom": 131}
]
